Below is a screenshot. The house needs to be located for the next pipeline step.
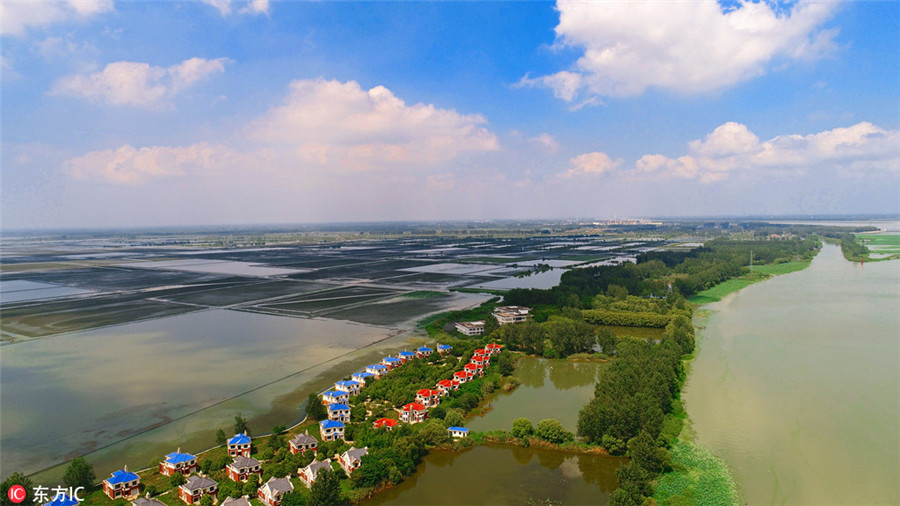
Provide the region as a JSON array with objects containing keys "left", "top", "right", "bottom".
[
  {"left": 453, "top": 370, "right": 473, "bottom": 384},
  {"left": 437, "top": 344, "right": 452, "bottom": 355},
  {"left": 416, "top": 389, "right": 441, "bottom": 408},
  {"left": 103, "top": 466, "right": 140, "bottom": 500},
  {"left": 373, "top": 417, "right": 399, "bottom": 430},
  {"left": 327, "top": 403, "right": 351, "bottom": 422},
  {"left": 334, "top": 380, "right": 361, "bottom": 396},
  {"left": 159, "top": 448, "right": 198, "bottom": 476},
  {"left": 132, "top": 494, "right": 166, "bottom": 506},
  {"left": 397, "top": 350, "right": 416, "bottom": 363},
  {"left": 399, "top": 402, "right": 428, "bottom": 424},
  {"left": 258, "top": 476, "right": 293, "bottom": 506},
  {"left": 473, "top": 348, "right": 488, "bottom": 357},
  {"left": 178, "top": 475, "right": 218, "bottom": 505},
  {"left": 436, "top": 379, "right": 456, "bottom": 395},
  {"left": 289, "top": 431, "right": 318, "bottom": 455},
  {"left": 471, "top": 355, "right": 487, "bottom": 367},
  {"left": 365, "top": 364, "right": 389, "bottom": 378},
  {"left": 382, "top": 356, "right": 401, "bottom": 369},
  {"left": 338, "top": 446, "right": 368, "bottom": 476},
  {"left": 227, "top": 432, "right": 251, "bottom": 458},
  {"left": 298, "top": 459, "right": 332, "bottom": 488},
  {"left": 455, "top": 321, "right": 485, "bottom": 336},
  {"left": 220, "top": 497, "right": 252, "bottom": 506},
  {"left": 492, "top": 306, "right": 531, "bottom": 325},
  {"left": 486, "top": 343, "right": 504, "bottom": 355},
  {"left": 46, "top": 495, "right": 78, "bottom": 506},
  {"left": 226, "top": 456, "right": 262, "bottom": 482},
  {"left": 321, "top": 390, "right": 349, "bottom": 405},
  {"left": 465, "top": 363, "right": 484, "bottom": 377},
  {"left": 415, "top": 346, "right": 433, "bottom": 358},
  {"left": 448, "top": 427, "right": 470, "bottom": 439},
  {"left": 352, "top": 371, "right": 374, "bottom": 385},
  {"left": 319, "top": 419, "right": 345, "bottom": 441}
]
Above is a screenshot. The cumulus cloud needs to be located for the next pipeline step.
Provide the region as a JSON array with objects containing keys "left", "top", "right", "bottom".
[
  {"left": 529, "top": 133, "right": 559, "bottom": 153},
  {"left": 200, "top": 0, "right": 269, "bottom": 16},
  {"left": 561, "top": 152, "right": 622, "bottom": 178},
  {"left": 247, "top": 78, "right": 499, "bottom": 169},
  {"left": 62, "top": 143, "right": 235, "bottom": 184},
  {"left": 51, "top": 57, "right": 229, "bottom": 108},
  {"left": 1, "top": 0, "right": 113, "bottom": 37},
  {"left": 635, "top": 122, "right": 900, "bottom": 183},
  {"left": 523, "top": 0, "right": 840, "bottom": 102}
]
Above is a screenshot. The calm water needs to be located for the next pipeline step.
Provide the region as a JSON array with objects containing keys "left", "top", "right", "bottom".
[
  {"left": 366, "top": 445, "right": 623, "bottom": 505},
  {"left": 467, "top": 357, "right": 605, "bottom": 433},
  {"left": 0, "top": 309, "right": 396, "bottom": 479},
  {"left": 683, "top": 243, "right": 900, "bottom": 504}
]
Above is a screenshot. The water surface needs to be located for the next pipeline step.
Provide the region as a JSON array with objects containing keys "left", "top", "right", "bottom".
[{"left": 683, "top": 244, "right": 899, "bottom": 504}]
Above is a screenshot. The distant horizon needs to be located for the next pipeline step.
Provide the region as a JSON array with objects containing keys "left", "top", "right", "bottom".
[{"left": 3, "top": 213, "right": 899, "bottom": 235}]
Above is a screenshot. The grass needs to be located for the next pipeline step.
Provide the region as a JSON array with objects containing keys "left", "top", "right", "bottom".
[
  {"left": 653, "top": 440, "right": 740, "bottom": 506},
  {"left": 688, "top": 260, "right": 812, "bottom": 305},
  {"left": 401, "top": 290, "right": 450, "bottom": 299}
]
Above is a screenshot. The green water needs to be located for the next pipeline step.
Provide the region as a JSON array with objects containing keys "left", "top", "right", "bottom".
[
  {"left": 366, "top": 444, "right": 624, "bottom": 505},
  {"left": 683, "top": 243, "right": 900, "bottom": 504},
  {"left": 467, "top": 357, "right": 605, "bottom": 433}
]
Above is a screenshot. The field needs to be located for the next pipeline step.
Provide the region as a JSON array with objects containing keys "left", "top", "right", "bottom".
[
  {"left": 653, "top": 440, "right": 740, "bottom": 505},
  {"left": 688, "top": 260, "right": 811, "bottom": 305}
]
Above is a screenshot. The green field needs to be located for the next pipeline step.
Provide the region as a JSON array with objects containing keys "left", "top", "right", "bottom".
[
  {"left": 859, "top": 234, "right": 900, "bottom": 255},
  {"left": 653, "top": 440, "right": 740, "bottom": 506},
  {"left": 688, "top": 260, "right": 811, "bottom": 305}
]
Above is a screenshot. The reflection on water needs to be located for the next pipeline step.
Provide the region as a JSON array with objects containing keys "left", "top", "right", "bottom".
[
  {"left": 0, "top": 309, "right": 393, "bottom": 478},
  {"left": 467, "top": 357, "right": 605, "bottom": 433},
  {"left": 366, "top": 445, "right": 624, "bottom": 505},
  {"left": 684, "top": 244, "right": 900, "bottom": 504}
]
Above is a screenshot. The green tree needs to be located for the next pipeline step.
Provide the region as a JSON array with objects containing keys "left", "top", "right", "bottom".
[
  {"left": 169, "top": 473, "right": 186, "bottom": 488},
  {"left": 511, "top": 417, "right": 534, "bottom": 439},
  {"left": 627, "top": 430, "right": 669, "bottom": 475},
  {"left": 198, "top": 495, "right": 213, "bottom": 506},
  {"left": 483, "top": 316, "right": 500, "bottom": 338},
  {"left": 606, "top": 284, "right": 629, "bottom": 301},
  {"left": 234, "top": 412, "right": 251, "bottom": 436},
  {"left": 306, "top": 393, "right": 327, "bottom": 421},
  {"left": 443, "top": 408, "right": 465, "bottom": 428},
  {"left": 63, "top": 457, "right": 95, "bottom": 490},
  {"left": 430, "top": 405, "right": 446, "bottom": 420},
  {"left": 215, "top": 428, "right": 227, "bottom": 445},
  {"left": 281, "top": 491, "right": 306, "bottom": 506},
  {"left": 535, "top": 419, "right": 573, "bottom": 444},
  {"left": 2, "top": 472, "right": 35, "bottom": 506},
  {"left": 242, "top": 474, "right": 259, "bottom": 496},
  {"left": 496, "top": 350, "right": 516, "bottom": 376},
  {"left": 309, "top": 468, "right": 343, "bottom": 506},
  {"left": 596, "top": 328, "right": 616, "bottom": 355}
]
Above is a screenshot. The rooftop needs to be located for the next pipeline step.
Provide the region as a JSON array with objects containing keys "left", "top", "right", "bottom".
[
  {"left": 106, "top": 468, "right": 139, "bottom": 485},
  {"left": 320, "top": 419, "right": 345, "bottom": 429},
  {"left": 227, "top": 432, "right": 250, "bottom": 446}
]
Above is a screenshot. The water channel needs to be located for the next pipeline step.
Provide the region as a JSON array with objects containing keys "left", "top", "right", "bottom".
[{"left": 683, "top": 243, "right": 899, "bottom": 504}]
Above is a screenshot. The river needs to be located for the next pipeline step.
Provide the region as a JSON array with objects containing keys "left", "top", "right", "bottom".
[{"left": 683, "top": 243, "right": 900, "bottom": 504}]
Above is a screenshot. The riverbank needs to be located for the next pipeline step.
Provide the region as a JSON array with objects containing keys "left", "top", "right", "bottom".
[{"left": 687, "top": 259, "right": 811, "bottom": 305}]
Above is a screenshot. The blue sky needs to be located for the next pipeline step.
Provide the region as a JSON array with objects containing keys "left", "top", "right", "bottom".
[{"left": 2, "top": 0, "right": 898, "bottom": 229}]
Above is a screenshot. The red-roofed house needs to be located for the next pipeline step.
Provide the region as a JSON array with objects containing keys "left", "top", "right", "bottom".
[
  {"left": 474, "top": 349, "right": 487, "bottom": 357},
  {"left": 399, "top": 403, "right": 428, "bottom": 424},
  {"left": 436, "top": 379, "right": 456, "bottom": 395},
  {"left": 453, "top": 370, "right": 471, "bottom": 384},
  {"left": 486, "top": 343, "right": 503, "bottom": 355},
  {"left": 415, "top": 389, "right": 441, "bottom": 408},
  {"left": 373, "top": 418, "right": 399, "bottom": 430},
  {"left": 464, "top": 363, "right": 484, "bottom": 377}
]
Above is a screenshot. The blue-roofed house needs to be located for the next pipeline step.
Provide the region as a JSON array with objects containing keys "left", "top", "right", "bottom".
[
  {"left": 351, "top": 371, "right": 374, "bottom": 385},
  {"left": 437, "top": 344, "right": 452, "bottom": 355},
  {"left": 397, "top": 350, "right": 416, "bottom": 363},
  {"left": 321, "top": 390, "right": 349, "bottom": 405},
  {"left": 227, "top": 431, "right": 251, "bottom": 458},
  {"left": 46, "top": 495, "right": 78, "bottom": 506},
  {"left": 319, "top": 420, "right": 345, "bottom": 442},
  {"left": 334, "top": 380, "right": 361, "bottom": 395},
  {"left": 365, "top": 364, "right": 388, "bottom": 378},
  {"left": 448, "top": 427, "right": 469, "bottom": 438},
  {"left": 327, "top": 403, "right": 351, "bottom": 422},
  {"left": 160, "top": 448, "right": 198, "bottom": 476},
  {"left": 382, "top": 356, "right": 401, "bottom": 369},
  {"left": 415, "top": 346, "right": 433, "bottom": 358},
  {"left": 103, "top": 465, "right": 141, "bottom": 500}
]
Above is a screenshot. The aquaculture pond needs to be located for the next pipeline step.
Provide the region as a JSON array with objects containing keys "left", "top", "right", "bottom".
[
  {"left": 366, "top": 444, "right": 624, "bottom": 505},
  {"left": 684, "top": 243, "right": 900, "bottom": 504}
]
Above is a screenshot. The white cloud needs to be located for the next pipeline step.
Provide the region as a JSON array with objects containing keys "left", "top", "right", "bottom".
[
  {"left": 62, "top": 143, "right": 234, "bottom": 184},
  {"left": 523, "top": 0, "right": 840, "bottom": 102},
  {"left": 200, "top": 0, "right": 269, "bottom": 16},
  {"left": 529, "top": 133, "right": 559, "bottom": 153},
  {"left": 561, "top": 152, "right": 622, "bottom": 178},
  {"left": 635, "top": 122, "right": 900, "bottom": 183},
  {"left": 1, "top": 0, "right": 113, "bottom": 37},
  {"left": 51, "top": 57, "right": 229, "bottom": 108},
  {"left": 247, "top": 78, "right": 499, "bottom": 169}
]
